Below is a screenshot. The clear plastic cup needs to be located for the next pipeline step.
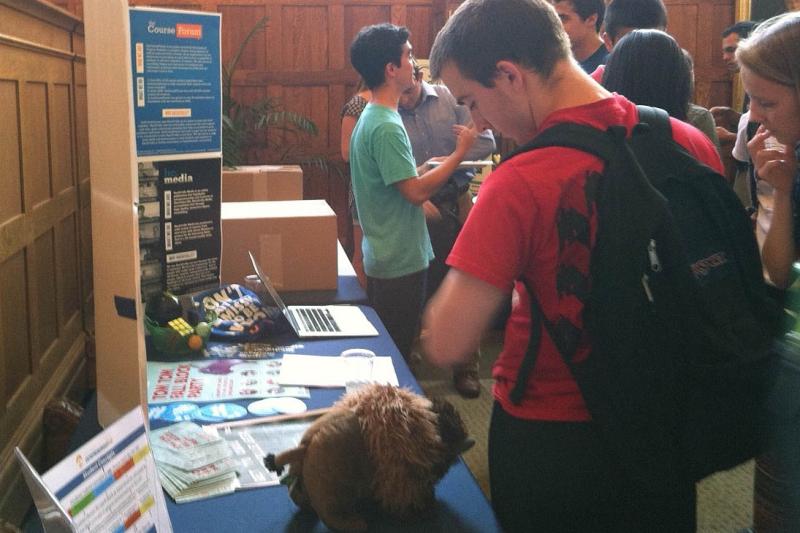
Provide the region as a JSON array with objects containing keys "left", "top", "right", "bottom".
[{"left": 340, "top": 348, "right": 375, "bottom": 393}]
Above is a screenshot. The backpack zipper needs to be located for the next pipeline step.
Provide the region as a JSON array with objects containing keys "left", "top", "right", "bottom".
[
  {"left": 641, "top": 239, "right": 662, "bottom": 303},
  {"left": 648, "top": 239, "right": 662, "bottom": 272},
  {"left": 642, "top": 274, "right": 654, "bottom": 302}
]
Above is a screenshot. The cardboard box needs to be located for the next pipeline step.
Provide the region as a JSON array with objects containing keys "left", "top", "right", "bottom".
[
  {"left": 222, "top": 165, "right": 303, "bottom": 202},
  {"left": 221, "top": 200, "right": 337, "bottom": 290}
]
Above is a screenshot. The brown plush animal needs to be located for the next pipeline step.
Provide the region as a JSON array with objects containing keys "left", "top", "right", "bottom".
[{"left": 264, "top": 384, "right": 474, "bottom": 531}]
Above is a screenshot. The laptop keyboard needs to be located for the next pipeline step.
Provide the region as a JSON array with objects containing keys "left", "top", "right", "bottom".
[{"left": 295, "top": 308, "right": 341, "bottom": 333}]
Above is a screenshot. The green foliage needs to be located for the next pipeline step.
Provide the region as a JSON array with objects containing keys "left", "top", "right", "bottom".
[{"left": 222, "top": 16, "right": 322, "bottom": 168}]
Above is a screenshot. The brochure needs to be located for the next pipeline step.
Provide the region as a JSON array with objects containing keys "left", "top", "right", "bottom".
[{"left": 39, "top": 407, "right": 172, "bottom": 532}]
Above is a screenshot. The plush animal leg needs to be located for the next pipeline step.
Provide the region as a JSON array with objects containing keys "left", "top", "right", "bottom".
[{"left": 302, "top": 410, "right": 372, "bottom": 532}]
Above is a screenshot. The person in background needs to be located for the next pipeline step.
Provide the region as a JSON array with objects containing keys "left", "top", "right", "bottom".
[
  {"left": 723, "top": 21, "right": 760, "bottom": 78},
  {"left": 399, "top": 63, "right": 496, "bottom": 398},
  {"left": 739, "top": 12, "right": 800, "bottom": 289},
  {"left": 590, "top": 0, "right": 667, "bottom": 81},
  {"left": 602, "top": 30, "right": 719, "bottom": 149},
  {"left": 348, "top": 23, "right": 476, "bottom": 362},
  {"left": 710, "top": 21, "right": 759, "bottom": 203},
  {"left": 341, "top": 81, "right": 371, "bottom": 163},
  {"left": 553, "top": 0, "right": 608, "bottom": 73},
  {"left": 423, "top": 0, "right": 721, "bottom": 530},
  {"left": 340, "top": 81, "right": 371, "bottom": 267},
  {"left": 682, "top": 49, "right": 722, "bottom": 153}
]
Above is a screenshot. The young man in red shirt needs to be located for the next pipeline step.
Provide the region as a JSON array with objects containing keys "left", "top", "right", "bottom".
[{"left": 423, "top": 0, "right": 722, "bottom": 531}]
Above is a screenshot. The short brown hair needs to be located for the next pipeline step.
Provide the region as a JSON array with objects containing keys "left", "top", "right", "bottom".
[{"left": 430, "top": 0, "right": 570, "bottom": 86}]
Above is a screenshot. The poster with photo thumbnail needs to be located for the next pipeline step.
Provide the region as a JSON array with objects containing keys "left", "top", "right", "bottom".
[{"left": 138, "top": 157, "right": 221, "bottom": 299}]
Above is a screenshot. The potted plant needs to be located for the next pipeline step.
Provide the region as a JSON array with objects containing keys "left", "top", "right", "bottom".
[{"left": 222, "top": 16, "right": 322, "bottom": 169}]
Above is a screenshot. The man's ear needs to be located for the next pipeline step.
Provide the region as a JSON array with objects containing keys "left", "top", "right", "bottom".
[
  {"left": 494, "top": 60, "right": 523, "bottom": 87},
  {"left": 601, "top": 31, "right": 613, "bottom": 52},
  {"left": 384, "top": 61, "right": 396, "bottom": 81}
]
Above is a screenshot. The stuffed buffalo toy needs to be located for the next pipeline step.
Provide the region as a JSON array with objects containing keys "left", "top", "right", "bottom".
[{"left": 264, "top": 384, "right": 474, "bottom": 531}]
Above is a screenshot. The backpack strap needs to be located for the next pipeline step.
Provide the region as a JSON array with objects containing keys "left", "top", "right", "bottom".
[
  {"left": 506, "top": 124, "right": 626, "bottom": 405},
  {"left": 509, "top": 279, "right": 578, "bottom": 404},
  {"left": 505, "top": 122, "right": 618, "bottom": 166},
  {"left": 505, "top": 115, "right": 671, "bottom": 406},
  {"left": 634, "top": 105, "right": 672, "bottom": 141}
]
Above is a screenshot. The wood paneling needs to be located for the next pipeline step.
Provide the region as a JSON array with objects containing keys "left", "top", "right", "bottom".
[
  {"left": 666, "top": 0, "right": 736, "bottom": 109},
  {"left": 0, "top": 0, "right": 89, "bottom": 524}
]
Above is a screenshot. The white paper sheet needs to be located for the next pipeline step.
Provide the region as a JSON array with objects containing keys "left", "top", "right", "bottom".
[{"left": 277, "top": 354, "right": 399, "bottom": 388}]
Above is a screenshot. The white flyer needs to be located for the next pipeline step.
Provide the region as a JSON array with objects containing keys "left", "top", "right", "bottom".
[
  {"left": 41, "top": 406, "right": 173, "bottom": 532},
  {"left": 277, "top": 354, "right": 399, "bottom": 388}
]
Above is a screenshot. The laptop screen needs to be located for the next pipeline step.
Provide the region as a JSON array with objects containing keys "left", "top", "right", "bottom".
[{"left": 248, "top": 251, "right": 290, "bottom": 313}]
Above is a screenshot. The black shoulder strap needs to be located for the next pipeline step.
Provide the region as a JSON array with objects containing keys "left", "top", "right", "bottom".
[
  {"left": 634, "top": 105, "right": 672, "bottom": 141},
  {"left": 509, "top": 280, "right": 577, "bottom": 404},
  {"left": 506, "top": 123, "right": 618, "bottom": 405},
  {"left": 504, "top": 122, "right": 619, "bottom": 166}
]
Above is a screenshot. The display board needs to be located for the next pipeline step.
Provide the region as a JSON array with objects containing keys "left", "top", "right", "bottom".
[{"left": 84, "top": 1, "right": 222, "bottom": 426}]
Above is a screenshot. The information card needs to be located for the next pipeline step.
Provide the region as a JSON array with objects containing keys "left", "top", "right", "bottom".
[{"left": 41, "top": 407, "right": 173, "bottom": 532}]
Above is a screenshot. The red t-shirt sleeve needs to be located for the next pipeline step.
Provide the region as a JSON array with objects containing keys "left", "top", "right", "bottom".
[{"left": 669, "top": 116, "right": 725, "bottom": 174}]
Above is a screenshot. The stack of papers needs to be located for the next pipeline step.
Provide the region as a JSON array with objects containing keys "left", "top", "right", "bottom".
[{"left": 150, "top": 422, "right": 239, "bottom": 503}]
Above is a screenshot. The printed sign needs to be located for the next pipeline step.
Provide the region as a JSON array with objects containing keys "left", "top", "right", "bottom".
[
  {"left": 147, "top": 359, "right": 310, "bottom": 404},
  {"left": 129, "top": 8, "right": 221, "bottom": 156},
  {"left": 139, "top": 157, "right": 221, "bottom": 298}
]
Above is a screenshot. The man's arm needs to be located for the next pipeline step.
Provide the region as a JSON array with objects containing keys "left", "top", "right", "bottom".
[
  {"left": 422, "top": 268, "right": 507, "bottom": 368},
  {"left": 395, "top": 125, "right": 477, "bottom": 205}
]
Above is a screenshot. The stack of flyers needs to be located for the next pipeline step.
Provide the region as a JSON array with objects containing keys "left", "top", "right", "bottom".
[{"left": 150, "top": 422, "right": 239, "bottom": 503}]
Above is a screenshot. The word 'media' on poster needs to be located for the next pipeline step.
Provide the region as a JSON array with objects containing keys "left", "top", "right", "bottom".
[
  {"left": 138, "top": 157, "right": 221, "bottom": 300},
  {"left": 129, "top": 8, "right": 221, "bottom": 156}
]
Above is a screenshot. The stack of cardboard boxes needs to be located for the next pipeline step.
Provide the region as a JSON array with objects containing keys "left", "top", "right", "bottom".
[{"left": 220, "top": 165, "right": 337, "bottom": 291}]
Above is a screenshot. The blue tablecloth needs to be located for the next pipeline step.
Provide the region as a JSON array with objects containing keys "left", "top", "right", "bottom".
[{"left": 66, "top": 306, "right": 500, "bottom": 532}]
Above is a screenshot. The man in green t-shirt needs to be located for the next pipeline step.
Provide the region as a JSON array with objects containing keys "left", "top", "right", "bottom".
[{"left": 348, "top": 23, "right": 476, "bottom": 361}]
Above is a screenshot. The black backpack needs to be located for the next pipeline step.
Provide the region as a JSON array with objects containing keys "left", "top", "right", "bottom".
[{"left": 505, "top": 105, "right": 787, "bottom": 492}]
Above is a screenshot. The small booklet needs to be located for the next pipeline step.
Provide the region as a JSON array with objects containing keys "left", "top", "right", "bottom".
[{"left": 150, "top": 422, "right": 239, "bottom": 503}]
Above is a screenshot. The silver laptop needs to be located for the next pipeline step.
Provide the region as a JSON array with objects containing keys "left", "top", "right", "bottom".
[
  {"left": 15, "top": 448, "right": 76, "bottom": 533},
  {"left": 248, "top": 251, "right": 378, "bottom": 338}
]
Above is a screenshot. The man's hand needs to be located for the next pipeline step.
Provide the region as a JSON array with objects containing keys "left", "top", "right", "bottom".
[
  {"left": 422, "top": 200, "right": 442, "bottom": 221},
  {"left": 453, "top": 124, "right": 477, "bottom": 157},
  {"left": 710, "top": 106, "right": 742, "bottom": 130},
  {"left": 715, "top": 126, "right": 737, "bottom": 145}
]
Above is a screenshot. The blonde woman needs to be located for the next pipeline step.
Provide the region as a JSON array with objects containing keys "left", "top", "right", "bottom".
[{"left": 739, "top": 12, "right": 800, "bottom": 288}]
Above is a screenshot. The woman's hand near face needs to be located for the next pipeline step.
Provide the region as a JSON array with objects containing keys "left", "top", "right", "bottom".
[{"left": 748, "top": 125, "right": 797, "bottom": 193}]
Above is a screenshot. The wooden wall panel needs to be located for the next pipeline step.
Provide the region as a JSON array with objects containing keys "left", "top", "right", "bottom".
[
  {"left": 0, "top": 80, "right": 22, "bottom": 221},
  {"left": 406, "top": 5, "right": 435, "bottom": 58},
  {"left": 51, "top": 83, "right": 75, "bottom": 196},
  {"left": 56, "top": 213, "right": 81, "bottom": 331},
  {"left": 31, "top": 229, "right": 58, "bottom": 369},
  {"left": 0, "top": 251, "right": 31, "bottom": 416},
  {"left": 282, "top": 6, "right": 329, "bottom": 71},
  {"left": 219, "top": 5, "right": 267, "bottom": 70},
  {"left": 22, "top": 82, "right": 51, "bottom": 209},
  {"left": 0, "top": 0, "right": 89, "bottom": 524},
  {"left": 666, "top": 0, "right": 736, "bottom": 108}
]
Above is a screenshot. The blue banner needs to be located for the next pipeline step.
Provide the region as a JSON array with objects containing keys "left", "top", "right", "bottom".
[{"left": 129, "top": 8, "right": 221, "bottom": 156}]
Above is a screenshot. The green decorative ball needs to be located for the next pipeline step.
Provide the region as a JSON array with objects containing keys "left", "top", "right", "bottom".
[{"left": 195, "top": 321, "right": 211, "bottom": 338}]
